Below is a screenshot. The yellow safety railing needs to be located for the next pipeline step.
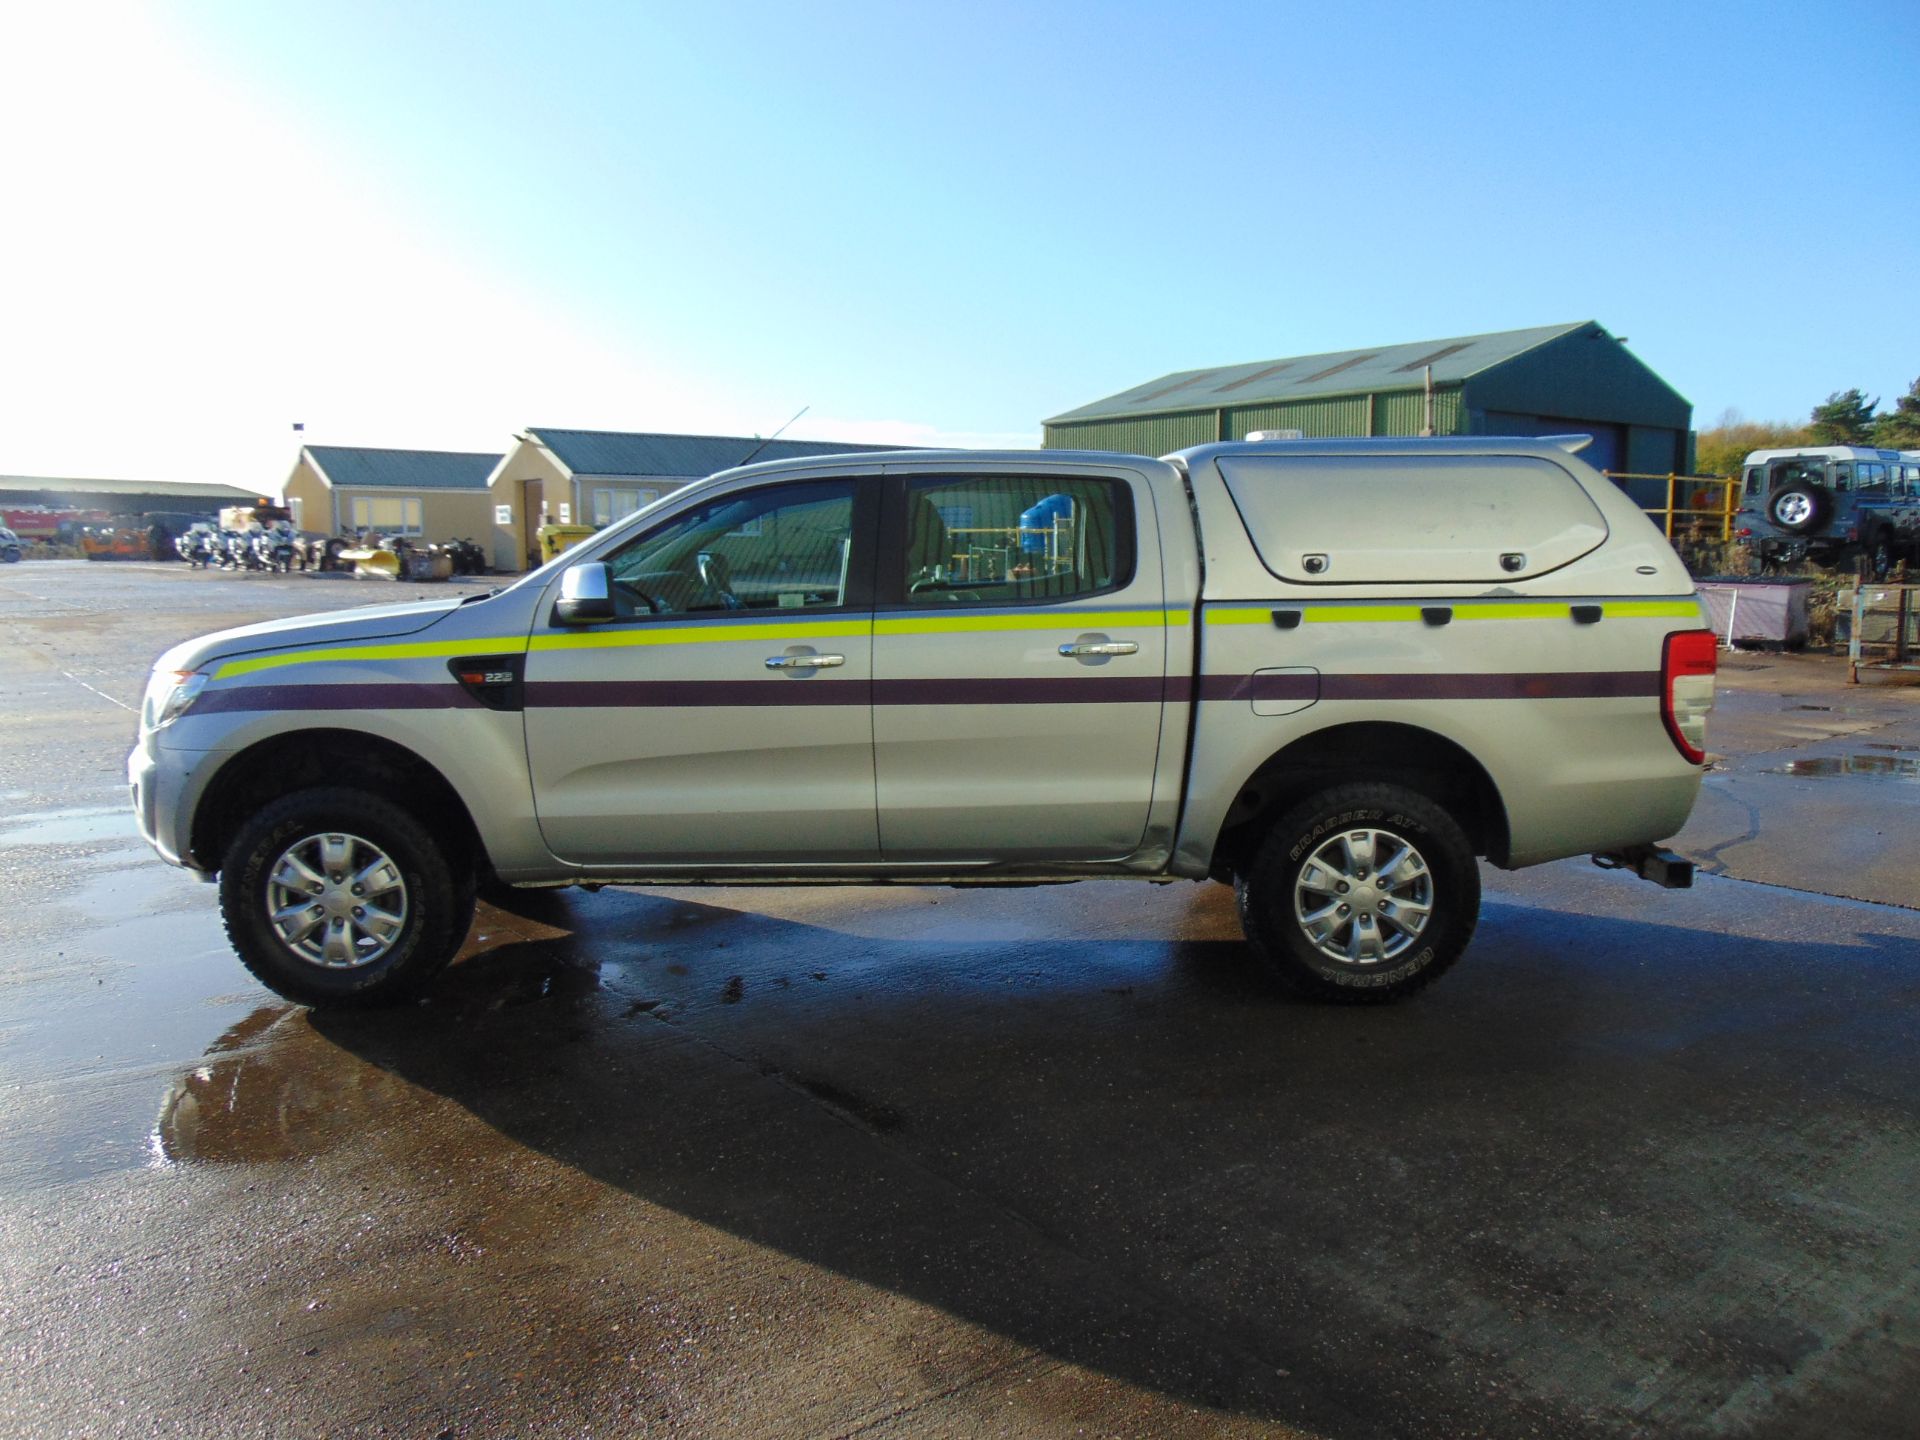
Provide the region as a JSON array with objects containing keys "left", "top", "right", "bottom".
[{"left": 1602, "top": 472, "right": 1740, "bottom": 540}]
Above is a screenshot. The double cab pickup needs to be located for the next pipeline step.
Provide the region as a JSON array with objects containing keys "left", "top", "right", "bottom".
[{"left": 132, "top": 437, "right": 1715, "bottom": 1006}]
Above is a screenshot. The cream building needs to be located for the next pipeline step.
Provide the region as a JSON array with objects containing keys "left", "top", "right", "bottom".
[
  {"left": 282, "top": 446, "right": 501, "bottom": 545},
  {"left": 486, "top": 429, "right": 906, "bottom": 572}
]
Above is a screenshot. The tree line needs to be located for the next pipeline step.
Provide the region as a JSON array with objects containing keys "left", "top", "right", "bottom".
[{"left": 1693, "top": 376, "right": 1920, "bottom": 476}]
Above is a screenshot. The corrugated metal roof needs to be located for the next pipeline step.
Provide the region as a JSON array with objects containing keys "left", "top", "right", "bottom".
[
  {"left": 527, "top": 428, "right": 909, "bottom": 479},
  {"left": 0, "top": 474, "right": 263, "bottom": 500},
  {"left": 305, "top": 446, "right": 500, "bottom": 491},
  {"left": 1044, "top": 322, "right": 1596, "bottom": 424}
]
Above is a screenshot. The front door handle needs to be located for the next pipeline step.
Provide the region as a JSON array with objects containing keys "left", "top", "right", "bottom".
[
  {"left": 765, "top": 653, "right": 845, "bottom": 670},
  {"left": 1058, "top": 641, "right": 1138, "bottom": 657}
]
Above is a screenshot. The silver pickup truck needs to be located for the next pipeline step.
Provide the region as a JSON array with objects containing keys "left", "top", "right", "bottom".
[{"left": 131, "top": 437, "right": 1715, "bottom": 1007}]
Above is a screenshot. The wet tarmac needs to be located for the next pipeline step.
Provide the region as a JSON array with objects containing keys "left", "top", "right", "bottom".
[
  {"left": 1766, "top": 754, "right": 1920, "bottom": 780},
  {"left": 3, "top": 563, "right": 1919, "bottom": 1438}
]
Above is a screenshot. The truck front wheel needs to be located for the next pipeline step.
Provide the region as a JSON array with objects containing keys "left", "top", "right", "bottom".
[
  {"left": 218, "top": 786, "right": 475, "bottom": 1007},
  {"left": 1236, "top": 783, "right": 1479, "bottom": 1002}
]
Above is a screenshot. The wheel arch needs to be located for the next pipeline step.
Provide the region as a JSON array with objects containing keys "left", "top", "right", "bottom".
[
  {"left": 189, "top": 728, "right": 488, "bottom": 880},
  {"left": 1208, "top": 721, "right": 1510, "bottom": 880}
]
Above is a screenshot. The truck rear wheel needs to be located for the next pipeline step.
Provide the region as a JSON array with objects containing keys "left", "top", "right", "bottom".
[
  {"left": 218, "top": 786, "right": 475, "bottom": 1007},
  {"left": 1236, "top": 782, "right": 1479, "bottom": 1002}
]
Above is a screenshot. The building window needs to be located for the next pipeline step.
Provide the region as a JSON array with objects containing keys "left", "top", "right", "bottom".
[
  {"left": 591, "top": 487, "right": 661, "bottom": 527},
  {"left": 350, "top": 496, "right": 424, "bottom": 536}
]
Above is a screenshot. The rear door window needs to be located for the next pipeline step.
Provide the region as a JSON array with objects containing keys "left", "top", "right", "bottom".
[{"left": 895, "top": 475, "right": 1132, "bottom": 605}]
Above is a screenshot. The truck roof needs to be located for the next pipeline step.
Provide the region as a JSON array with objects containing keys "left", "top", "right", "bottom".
[{"left": 1744, "top": 446, "right": 1900, "bottom": 464}]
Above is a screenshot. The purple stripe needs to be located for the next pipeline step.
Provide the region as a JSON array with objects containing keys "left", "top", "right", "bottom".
[
  {"left": 524, "top": 676, "right": 1171, "bottom": 708},
  {"left": 1193, "top": 671, "right": 1655, "bottom": 702},
  {"left": 1321, "top": 672, "right": 1659, "bottom": 701},
  {"left": 196, "top": 684, "right": 482, "bottom": 713},
  {"left": 1193, "top": 674, "right": 1318, "bottom": 702},
  {"left": 198, "top": 670, "right": 1661, "bottom": 715}
]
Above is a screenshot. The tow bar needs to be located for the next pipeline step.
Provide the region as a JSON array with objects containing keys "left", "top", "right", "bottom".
[{"left": 1592, "top": 845, "right": 1694, "bottom": 889}]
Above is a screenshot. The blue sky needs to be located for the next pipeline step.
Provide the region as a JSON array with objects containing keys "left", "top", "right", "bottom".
[{"left": 2, "top": 0, "right": 1915, "bottom": 485}]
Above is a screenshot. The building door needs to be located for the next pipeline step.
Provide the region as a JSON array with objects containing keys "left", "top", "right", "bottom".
[
  {"left": 524, "top": 475, "right": 880, "bottom": 866},
  {"left": 871, "top": 468, "right": 1167, "bottom": 862},
  {"left": 1482, "top": 411, "right": 1623, "bottom": 473},
  {"left": 520, "top": 479, "right": 545, "bottom": 570}
]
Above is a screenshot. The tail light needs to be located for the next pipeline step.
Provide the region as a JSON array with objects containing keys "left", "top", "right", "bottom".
[{"left": 1661, "top": 630, "right": 1717, "bottom": 765}]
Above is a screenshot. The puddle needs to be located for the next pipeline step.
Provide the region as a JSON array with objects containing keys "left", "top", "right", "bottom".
[
  {"left": 0, "top": 805, "right": 138, "bottom": 848},
  {"left": 150, "top": 1007, "right": 425, "bottom": 1168},
  {"left": 1766, "top": 755, "right": 1920, "bottom": 781}
]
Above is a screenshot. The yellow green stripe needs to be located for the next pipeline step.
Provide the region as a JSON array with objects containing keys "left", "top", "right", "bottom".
[
  {"left": 1205, "top": 599, "right": 1701, "bottom": 627},
  {"left": 1451, "top": 602, "right": 1582, "bottom": 621},
  {"left": 217, "top": 637, "right": 525, "bottom": 679},
  {"left": 1602, "top": 601, "right": 1704, "bottom": 619},
  {"left": 1205, "top": 606, "right": 1277, "bottom": 627},
  {"left": 215, "top": 607, "right": 1193, "bottom": 677}
]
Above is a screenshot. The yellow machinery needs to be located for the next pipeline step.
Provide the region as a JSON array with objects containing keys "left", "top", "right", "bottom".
[
  {"left": 337, "top": 542, "right": 402, "bottom": 579},
  {"left": 335, "top": 543, "right": 454, "bottom": 581},
  {"left": 537, "top": 523, "right": 597, "bottom": 564}
]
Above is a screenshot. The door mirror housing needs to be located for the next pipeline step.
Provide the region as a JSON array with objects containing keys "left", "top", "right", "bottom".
[{"left": 555, "top": 562, "right": 615, "bottom": 625}]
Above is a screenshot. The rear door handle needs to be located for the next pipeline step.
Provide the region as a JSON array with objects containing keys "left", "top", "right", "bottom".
[
  {"left": 765, "top": 653, "right": 845, "bottom": 669},
  {"left": 1058, "top": 641, "right": 1138, "bottom": 657}
]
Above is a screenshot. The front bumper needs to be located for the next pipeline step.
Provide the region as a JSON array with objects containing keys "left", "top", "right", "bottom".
[{"left": 128, "top": 742, "right": 212, "bottom": 878}]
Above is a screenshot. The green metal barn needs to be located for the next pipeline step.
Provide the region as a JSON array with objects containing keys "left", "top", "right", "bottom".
[{"left": 1041, "top": 321, "right": 1693, "bottom": 486}]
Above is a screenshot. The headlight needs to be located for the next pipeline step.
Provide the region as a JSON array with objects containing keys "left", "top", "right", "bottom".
[{"left": 142, "top": 669, "right": 208, "bottom": 730}]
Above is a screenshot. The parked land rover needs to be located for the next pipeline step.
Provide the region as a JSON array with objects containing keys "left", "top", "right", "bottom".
[
  {"left": 1734, "top": 445, "right": 1920, "bottom": 576},
  {"left": 131, "top": 438, "right": 1715, "bottom": 1007}
]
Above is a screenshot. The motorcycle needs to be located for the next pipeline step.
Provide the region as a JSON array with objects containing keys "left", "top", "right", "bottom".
[
  {"left": 174, "top": 525, "right": 219, "bottom": 568},
  {"left": 252, "top": 523, "right": 297, "bottom": 574},
  {"left": 219, "top": 529, "right": 261, "bottom": 571}
]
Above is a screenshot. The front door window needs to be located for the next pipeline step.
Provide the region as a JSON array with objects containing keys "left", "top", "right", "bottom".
[{"left": 606, "top": 480, "right": 857, "bottom": 617}]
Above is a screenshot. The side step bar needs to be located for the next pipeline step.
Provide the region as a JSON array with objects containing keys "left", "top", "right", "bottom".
[{"left": 1592, "top": 845, "right": 1695, "bottom": 889}]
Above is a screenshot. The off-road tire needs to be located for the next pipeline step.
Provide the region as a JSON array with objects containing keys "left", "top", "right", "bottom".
[
  {"left": 1236, "top": 782, "right": 1479, "bottom": 1003},
  {"left": 1767, "top": 484, "right": 1829, "bottom": 535},
  {"left": 219, "top": 786, "right": 474, "bottom": 1008}
]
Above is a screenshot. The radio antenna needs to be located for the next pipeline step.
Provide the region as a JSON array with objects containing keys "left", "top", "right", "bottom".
[{"left": 735, "top": 405, "right": 810, "bottom": 468}]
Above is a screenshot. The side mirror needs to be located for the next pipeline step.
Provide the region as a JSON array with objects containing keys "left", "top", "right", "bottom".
[{"left": 555, "top": 562, "right": 615, "bottom": 625}]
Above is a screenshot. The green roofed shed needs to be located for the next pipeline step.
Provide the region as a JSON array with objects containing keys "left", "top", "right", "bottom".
[{"left": 1042, "top": 321, "right": 1693, "bottom": 484}]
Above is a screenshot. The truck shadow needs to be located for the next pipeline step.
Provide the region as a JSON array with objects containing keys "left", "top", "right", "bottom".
[{"left": 155, "top": 886, "right": 1920, "bottom": 1437}]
